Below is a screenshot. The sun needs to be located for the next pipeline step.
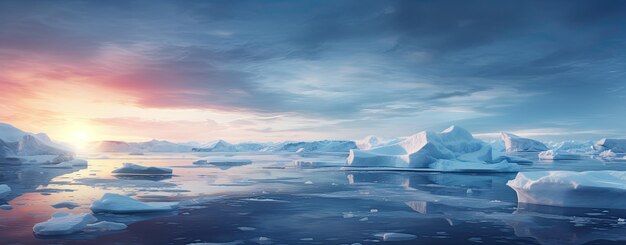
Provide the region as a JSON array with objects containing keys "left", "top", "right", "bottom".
[{"left": 71, "top": 130, "right": 90, "bottom": 150}]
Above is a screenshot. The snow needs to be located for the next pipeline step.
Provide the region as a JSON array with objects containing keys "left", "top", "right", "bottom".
[
  {"left": 595, "top": 138, "right": 626, "bottom": 153},
  {"left": 84, "top": 221, "right": 127, "bottom": 232},
  {"left": 52, "top": 201, "right": 80, "bottom": 209},
  {"left": 193, "top": 157, "right": 252, "bottom": 166},
  {"left": 112, "top": 163, "right": 173, "bottom": 175},
  {"left": 90, "top": 193, "right": 178, "bottom": 213},
  {"left": 538, "top": 150, "right": 583, "bottom": 160},
  {"left": 33, "top": 212, "right": 98, "bottom": 236},
  {"left": 500, "top": 132, "right": 548, "bottom": 152},
  {"left": 599, "top": 150, "right": 617, "bottom": 159},
  {"left": 507, "top": 171, "right": 626, "bottom": 208},
  {"left": 346, "top": 126, "right": 520, "bottom": 172},
  {"left": 0, "top": 184, "right": 11, "bottom": 199}
]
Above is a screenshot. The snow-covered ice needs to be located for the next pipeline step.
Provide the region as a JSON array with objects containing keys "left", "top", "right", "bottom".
[
  {"left": 346, "top": 126, "right": 520, "bottom": 172},
  {"left": 538, "top": 150, "right": 583, "bottom": 160},
  {"left": 91, "top": 193, "right": 178, "bottom": 213},
  {"left": 33, "top": 212, "right": 98, "bottom": 236},
  {"left": 595, "top": 138, "right": 626, "bottom": 153},
  {"left": 0, "top": 184, "right": 11, "bottom": 199},
  {"left": 112, "top": 163, "right": 173, "bottom": 175},
  {"left": 507, "top": 171, "right": 626, "bottom": 209},
  {"left": 500, "top": 132, "right": 548, "bottom": 152}
]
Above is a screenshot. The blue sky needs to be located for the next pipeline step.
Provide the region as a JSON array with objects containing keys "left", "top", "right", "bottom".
[{"left": 0, "top": 0, "right": 625, "bottom": 142}]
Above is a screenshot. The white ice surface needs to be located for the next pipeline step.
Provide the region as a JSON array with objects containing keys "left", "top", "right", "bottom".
[
  {"left": 33, "top": 212, "right": 98, "bottom": 236},
  {"left": 507, "top": 171, "right": 626, "bottom": 208},
  {"left": 90, "top": 193, "right": 178, "bottom": 213},
  {"left": 501, "top": 132, "right": 548, "bottom": 152}
]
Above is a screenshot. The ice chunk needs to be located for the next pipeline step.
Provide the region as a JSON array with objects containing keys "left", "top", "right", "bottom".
[
  {"left": 595, "top": 138, "right": 626, "bottom": 153},
  {"left": 84, "top": 221, "right": 127, "bottom": 232},
  {"left": 52, "top": 201, "right": 80, "bottom": 209},
  {"left": 91, "top": 193, "right": 178, "bottom": 213},
  {"left": 507, "top": 171, "right": 626, "bottom": 209},
  {"left": 377, "top": 232, "right": 417, "bottom": 241},
  {"left": 0, "top": 184, "right": 11, "bottom": 199},
  {"left": 538, "top": 150, "right": 583, "bottom": 160},
  {"left": 599, "top": 150, "right": 617, "bottom": 159},
  {"left": 347, "top": 126, "right": 519, "bottom": 172},
  {"left": 112, "top": 163, "right": 173, "bottom": 175},
  {"left": 193, "top": 157, "right": 252, "bottom": 166},
  {"left": 33, "top": 212, "right": 97, "bottom": 236},
  {"left": 500, "top": 132, "right": 548, "bottom": 152}
]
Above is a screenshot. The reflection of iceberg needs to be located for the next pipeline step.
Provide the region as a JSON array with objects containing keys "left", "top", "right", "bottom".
[{"left": 500, "top": 204, "right": 626, "bottom": 245}]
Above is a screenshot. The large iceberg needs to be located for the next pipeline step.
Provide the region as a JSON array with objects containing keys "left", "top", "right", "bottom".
[
  {"left": 538, "top": 150, "right": 583, "bottom": 160},
  {"left": 33, "top": 212, "right": 97, "bottom": 236},
  {"left": 112, "top": 163, "right": 173, "bottom": 175},
  {"left": 507, "top": 171, "right": 626, "bottom": 209},
  {"left": 549, "top": 140, "right": 595, "bottom": 154},
  {"left": 500, "top": 132, "right": 548, "bottom": 152},
  {"left": 595, "top": 138, "right": 626, "bottom": 153},
  {"left": 346, "top": 126, "right": 520, "bottom": 172},
  {"left": 91, "top": 193, "right": 178, "bottom": 213}
]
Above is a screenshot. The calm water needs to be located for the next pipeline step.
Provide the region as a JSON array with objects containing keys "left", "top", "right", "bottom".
[{"left": 1, "top": 152, "right": 626, "bottom": 244}]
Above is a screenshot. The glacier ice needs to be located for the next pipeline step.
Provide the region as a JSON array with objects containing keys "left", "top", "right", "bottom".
[
  {"left": 346, "top": 126, "right": 520, "bottom": 172},
  {"left": 0, "top": 184, "right": 11, "bottom": 199},
  {"left": 112, "top": 163, "right": 173, "bottom": 175},
  {"left": 538, "top": 150, "right": 583, "bottom": 160},
  {"left": 595, "top": 138, "right": 626, "bottom": 153},
  {"left": 91, "top": 193, "right": 178, "bottom": 213},
  {"left": 500, "top": 132, "right": 548, "bottom": 152},
  {"left": 33, "top": 212, "right": 98, "bottom": 236},
  {"left": 507, "top": 171, "right": 626, "bottom": 209}
]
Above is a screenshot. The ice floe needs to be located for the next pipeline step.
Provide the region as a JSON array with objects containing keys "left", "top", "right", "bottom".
[
  {"left": 538, "top": 150, "right": 583, "bottom": 160},
  {"left": 501, "top": 132, "right": 548, "bottom": 152},
  {"left": 376, "top": 232, "right": 417, "bottom": 241},
  {"left": 90, "top": 193, "right": 178, "bottom": 213},
  {"left": 33, "top": 212, "right": 98, "bottom": 236},
  {"left": 112, "top": 163, "right": 173, "bottom": 175},
  {"left": 0, "top": 184, "right": 11, "bottom": 199},
  {"left": 507, "top": 171, "right": 626, "bottom": 208},
  {"left": 346, "top": 126, "right": 521, "bottom": 172}
]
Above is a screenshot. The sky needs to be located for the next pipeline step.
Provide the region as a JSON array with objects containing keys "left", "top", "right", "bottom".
[{"left": 1, "top": 0, "right": 625, "bottom": 146}]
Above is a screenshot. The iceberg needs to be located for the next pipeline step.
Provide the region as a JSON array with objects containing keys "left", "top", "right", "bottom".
[
  {"left": 507, "top": 171, "right": 626, "bottom": 209},
  {"left": 0, "top": 184, "right": 11, "bottom": 199},
  {"left": 65, "top": 158, "right": 88, "bottom": 166},
  {"left": 595, "top": 138, "right": 626, "bottom": 153},
  {"left": 599, "top": 150, "right": 617, "bottom": 159},
  {"left": 112, "top": 163, "right": 173, "bottom": 175},
  {"left": 90, "top": 193, "right": 178, "bottom": 213},
  {"left": 538, "top": 150, "right": 583, "bottom": 160},
  {"left": 17, "top": 135, "right": 71, "bottom": 156},
  {"left": 346, "top": 126, "right": 519, "bottom": 172},
  {"left": 549, "top": 140, "right": 594, "bottom": 154},
  {"left": 500, "top": 132, "right": 548, "bottom": 152},
  {"left": 193, "top": 157, "right": 252, "bottom": 166},
  {"left": 192, "top": 140, "right": 238, "bottom": 152},
  {"left": 33, "top": 212, "right": 97, "bottom": 236},
  {"left": 273, "top": 140, "right": 357, "bottom": 152}
]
